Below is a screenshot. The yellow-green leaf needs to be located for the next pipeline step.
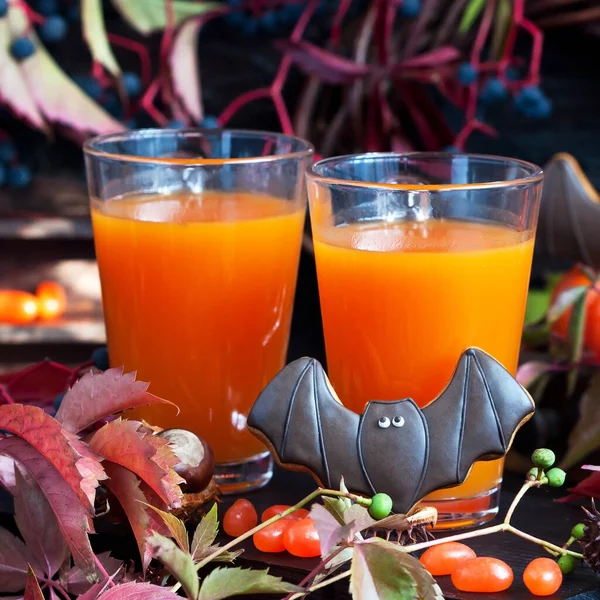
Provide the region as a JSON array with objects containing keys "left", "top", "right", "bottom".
[
  {"left": 143, "top": 503, "right": 189, "bottom": 553},
  {"left": 459, "top": 0, "right": 487, "bottom": 34},
  {"left": 567, "top": 293, "right": 587, "bottom": 395},
  {"left": 111, "top": 0, "right": 222, "bottom": 35},
  {"left": 490, "top": 0, "right": 512, "bottom": 59},
  {"left": 82, "top": 0, "right": 121, "bottom": 76}
]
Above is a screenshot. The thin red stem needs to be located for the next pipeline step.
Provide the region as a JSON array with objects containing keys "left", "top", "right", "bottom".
[
  {"left": 107, "top": 34, "right": 153, "bottom": 86},
  {"left": 93, "top": 554, "right": 115, "bottom": 588},
  {"left": 330, "top": 0, "right": 353, "bottom": 47},
  {"left": 159, "top": 0, "right": 177, "bottom": 110},
  {"left": 14, "top": 1, "right": 44, "bottom": 25},
  {"left": 141, "top": 78, "right": 168, "bottom": 125},
  {"left": 272, "top": 92, "right": 294, "bottom": 135},
  {"left": 218, "top": 88, "right": 271, "bottom": 126},
  {"left": 520, "top": 19, "right": 543, "bottom": 85}
]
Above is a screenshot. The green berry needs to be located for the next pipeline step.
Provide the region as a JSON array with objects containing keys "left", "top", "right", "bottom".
[
  {"left": 531, "top": 448, "right": 556, "bottom": 469},
  {"left": 571, "top": 523, "right": 586, "bottom": 539},
  {"left": 527, "top": 467, "right": 541, "bottom": 480},
  {"left": 369, "top": 493, "right": 393, "bottom": 520},
  {"left": 546, "top": 467, "right": 566, "bottom": 488},
  {"left": 557, "top": 554, "right": 577, "bottom": 575}
]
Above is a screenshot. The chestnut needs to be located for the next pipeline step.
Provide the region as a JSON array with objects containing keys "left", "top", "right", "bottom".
[{"left": 157, "top": 428, "right": 215, "bottom": 493}]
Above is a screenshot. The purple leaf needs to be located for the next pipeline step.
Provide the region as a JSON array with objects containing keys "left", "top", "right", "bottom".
[
  {"left": 277, "top": 40, "right": 372, "bottom": 85},
  {"left": 22, "top": 568, "right": 43, "bottom": 600},
  {"left": 95, "top": 582, "right": 182, "bottom": 600},
  {"left": 397, "top": 46, "right": 460, "bottom": 70},
  {"left": 310, "top": 504, "right": 353, "bottom": 556},
  {"left": 582, "top": 465, "right": 600, "bottom": 471},
  {"left": 82, "top": 0, "right": 121, "bottom": 76},
  {"left": 0, "top": 437, "right": 97, "bottom": 580},
  {"left": 0, "top": 15, "right": 46, "bottom": 132},
  {"left": 14, "top": 466, "right": 68, "bottom": 579},
  {"left": 75, "top": 580, "right": 113, "bottom": 600},
  {"left": 62, "top": 553, "right": 122, "bottom": 596},
  {"left": 0, "top": 456, "right": 16, "bottom": 494},
  {"left": 0, "top": 527, "right": 29, "bottom": 593},
  {"left": 56, "top": 368, "right": 175, "bottom": 435},
  {"left": 516, "top": 361, "right": 551, "bottom": 389}
]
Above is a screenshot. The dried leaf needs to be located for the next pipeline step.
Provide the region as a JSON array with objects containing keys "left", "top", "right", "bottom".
[
  {"left": 4, "top": 361, "right": 73, "bottom": 407},
  {"left": 89, "top": 419, "right": 183, "bottom": 508},
  {"left": 516, "top": 361, "right": 552, "bottom": 390},
  {"left": 0, "top": 12, "right": 46, "bottom": 131},
  {"left": 103, "top": 462, "right": 155, "bottom": 572},
  {"left": 397, "top": 47, "right": 460, "bottom": 70},
  {"left": 62, "top": 553, "right": 122, "bottom": 596},
  {"left": 23, "top": 568, "right": 43, "bottom": 600},
  {"left": 147, "top": 534, "right": 198, "bottom": 600},
  {"left": 351, "top": 538, "right": 443, "bottom": 600},
  {"left": 0, "top": 527, "right": 29, "bottom": 592},
  {"left": 197, "top": 568, "right": 301, "bottom": 600},
  {"left": 560, "top": 373, "right": 600, "bottom": 470},
  {"left": 277, "top": 40, "right": 372, "bottom": 85},
  {"left": 547, "top": 285, "right": 587, "bottom": 324},
  {"left": 191, "top": 504, "right": 218, "bottom": 560},
  {"left": 370, "top": 514, "right": 410, "bottom": 531},
  {"left": 7, "top": 8, "right": 123, "bottom": 135},
  {"left": 0, "top": 404, "right": 105, "bottom": 509},
  {"left": 310, "top": 504, "right": 354, "bottom": 556},
  {"left": 82, "top": 0, "right": 120, "bottom": 76},
  {"left": 111, "top": 0, "right": 222, "bottom": 35},
  {"left": 0, "top": 437, "right": 97, "bottom": 579},
  {"left": 56, "top": 369, "right": 175, "bottom": 435},
  {"left": 95, "top": 582, "right": 182, "bottom": 600},
  {"left": 567, "top": 293, "right": 587, "bottom": 395},
  {"left": 459, "top": 0, "right": 486, "bottom": 34},
  {"left": 14, "top": 466, "right": 68, "bottom": 579},
  {"left": 143, "top": 504, "right": 189, "bottom": 553}
]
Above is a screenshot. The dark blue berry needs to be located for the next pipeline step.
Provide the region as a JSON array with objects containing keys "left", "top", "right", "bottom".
[
  {"left": 443, "top": 145, "right": 459, "bottom": 153},
  {"left": 92, "top": 347, "right": 109, "bottom": 370},
  {"left": 480, "top": 77, "right": 507, "bottom": 103},
  {"left": 260, "top": 11, "right": 278, "bottom": 32},
  {"left": 0, "top": 140, "right": 17, "bottom": 163},
  {"left": 242, "top": 18, "right": 259, "bottom": 37},
  {"left": 7, "top": 165, "right": 32, "bottom": 188},
  {"left": 102, "top": 93, "right": 122, "bottom": 118},
  {"left": 457, "top": 62, "right": 478, "bottom": 86},
  {"left": 123, "top": 72, "right": 142, "bottom": 97},
  {"left": 0, "top": 164, "right": 6, "bottom": 187},
  {"left": 35, "top": 0, "right": 59, "bottom": 16},
  {"left": 398, "top": 0, "right": 420, "bottom": 18},
  {"left": 505, "top": 66, "right": 520, "bottom": 81},
  {"left": 73, "top": 75, "right": 103, "bottom": 100},
  {"left": 10, "top": 37, "right": 36, "bottom": 60},
  {"left": 225, "top": 11, "right": 246, "bottom": 27},
  {"left": 66, "top": 3, "right": 80, "bottom": 22},
  {"left": 516, "top": 85, "right": 544, "bottom": 105},
  {"left": 514, "top": 86, "right": 552, "bottom": 119},
  {"left": 53, "top": 392, "right": 65, "bottom": 412},
  {"left": 40, "top": 15, "right": 68, "bottom": 42},
  {"left": 200, "top": 115, "right": 219, "bottom": 129},
  {"left": 166, "top": 119, "right": 186, "bottom": 129},
  {"left": 0, "top": 0, "right": 8, "bottom": 18},
  {"left": 227, "top": 0, "right": 241, "bottom": 5}
]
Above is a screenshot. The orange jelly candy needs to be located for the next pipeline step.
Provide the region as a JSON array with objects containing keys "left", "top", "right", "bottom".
[{"left": 451, "top": 557, "right": 514, "bottom": 593}]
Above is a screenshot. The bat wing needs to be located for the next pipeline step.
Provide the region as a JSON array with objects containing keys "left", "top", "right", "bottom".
[
  {"left": 418, "top": 348, "right": 535, "bottom": 499},
  {"left": 247, "top": 358, "right": 361, "bottom": 489}
]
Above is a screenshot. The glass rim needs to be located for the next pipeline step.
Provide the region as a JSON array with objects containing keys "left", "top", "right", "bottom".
[
  {"left": 83, "top": 128, "right": 315, "bottom": 166},
  {"left": 307, "top": 152, "right": 544, "bottom": 192}
]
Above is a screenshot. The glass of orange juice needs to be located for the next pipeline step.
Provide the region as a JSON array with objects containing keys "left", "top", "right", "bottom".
[
  {"left": 84, "top": 129, "right": 313, "bottom": 493},
  {"left": 306, "top": 153, "right": 543, "bottom": 528}
]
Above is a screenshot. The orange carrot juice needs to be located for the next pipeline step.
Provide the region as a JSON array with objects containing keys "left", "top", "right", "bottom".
[
  {"left": 91, "top": 192, "right": 305, "bottom": 464},
  {"left": 313, "top": 219, "right": 534, "bottom": 508}
]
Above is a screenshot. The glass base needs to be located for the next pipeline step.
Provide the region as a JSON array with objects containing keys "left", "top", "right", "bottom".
[
  {"left": 427, "top": 486, "right": 500, "bottom": 531},
  {"left": 214, "top": 451, "right": 273, "bottom": 494}
]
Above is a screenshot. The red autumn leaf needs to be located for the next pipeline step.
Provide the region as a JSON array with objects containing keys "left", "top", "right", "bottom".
[
  {"left": 396, "top": 46, "right": 461, "bottom": 70},
  {"left": 89, "top": 419, "right": 183, "bottom": 508},
  {"left": 62, "top": 553, "right": 123, "bottom": 596},
  {"left": 0, "top": 437, "right": 97, "bottom": 579},
  {"left": 276, "top": 40, "right": 372, "bottom": 84},
  {"left": 95, "top": 582, "right": 182, "bottom": 600},
  {"left": 0, "top": 404, "right": 105, "bottom": 509},
  {"left": 560, "top": 470, "right": 600, "bottom": 502},
  {"left": 75, "top": 581, "right": 112, "bottom": 600},
  {"left": 14, "top": 466, "right": 68, "bottom": 579},
  {"left": 0, "top": 526, "right": 30, "bottom": 592},
  {"left": 5, "top": 361, "right": 74, "bottom": 408},
  {"left": 23, "top": 567, "right": 43, "bottom": 600},
  {"left": 56, "top": 368, "right": 175, "bottom": 435},
  {"left": 103, "top": 462, "right": 168, "bottom": 572}
]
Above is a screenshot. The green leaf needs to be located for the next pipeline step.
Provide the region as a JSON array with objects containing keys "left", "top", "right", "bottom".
[
  {"left": 458, "top": 0, "right": 487, "bottom": 34},
  {"left": 82, "top": 0, "right": 121, "bottom": 76},
  {"left": 143, "top": 503, "right": 189, "bottom": 553},
  {"left": 148, "top": 533, "right": 198, "bottom": 600},
  {"left": 197, "top": 568, "right": 301, "bottom": 600},
  {"left": 110, "top": 0, "right": 222, "bottom": 35},
  {"left": 322, "top": 496, "right": 348, "bottom": 525},
  {"left": 191, "top": 504, "right": 218, "bottom": 560},
  {"left": 351, "top": 539, "right": 443, "bottom": 600},
  {"left": 490, "top": 0, "right": 511, "bottom": 59},
  {"left": 567, "top": 292, "right": 587, "bottom": 396},
  {"left": 560, "top": 374, "right": 600, "bottom": 471},
  {"left": 525, "top": 289, "right": 552, "bottom": 326},
  {"left": 547, "top": 285, "right": 588, "bottom": 324},
  {"left": 200, "top": 547, "right": 243, "bottom": 564}
]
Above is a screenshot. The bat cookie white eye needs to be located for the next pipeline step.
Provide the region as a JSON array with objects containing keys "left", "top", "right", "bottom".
[
  {"left": 392, "top": 416, "right": 405, "bottom": 428},
  {"left": 378, "top": 417, "right": 391, "bottom": 429}
]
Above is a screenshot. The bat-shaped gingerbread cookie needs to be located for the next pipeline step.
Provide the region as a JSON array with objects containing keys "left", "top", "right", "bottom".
[{"left": 247, "top": 348, "right": 535, "bottom": 514}]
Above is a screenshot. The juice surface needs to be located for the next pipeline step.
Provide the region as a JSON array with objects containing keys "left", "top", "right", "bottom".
[
  {"left": 313, "top": 219, "right": 534, "bottom": 501},
  {"left": 92, "top": 192, "right": 305, "bottom": 463}
]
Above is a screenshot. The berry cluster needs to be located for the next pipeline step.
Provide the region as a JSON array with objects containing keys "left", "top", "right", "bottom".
[{"left": 0, "top": 139, "right": 31, "bottom": 188}]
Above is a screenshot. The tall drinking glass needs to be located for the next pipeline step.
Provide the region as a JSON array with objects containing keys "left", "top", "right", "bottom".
[
  {"left": 306, "top": 153, "right": 542, "bottom": 528},
  {"left": 84, "top": 129, "right": 313, "bottom": 492}
]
